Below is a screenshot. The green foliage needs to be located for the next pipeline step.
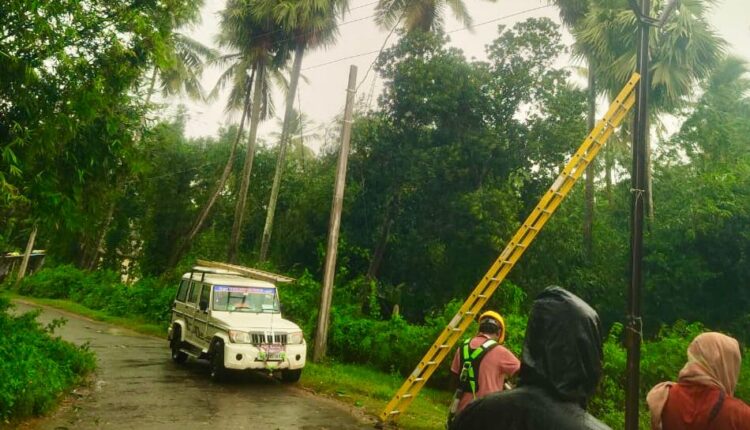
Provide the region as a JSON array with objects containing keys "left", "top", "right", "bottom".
[
  {"left": 0, "top": 296, "right": 95, "bottom": 421},
  {"left": 16, "top": 265, "right": 176, "bottom": 326}
]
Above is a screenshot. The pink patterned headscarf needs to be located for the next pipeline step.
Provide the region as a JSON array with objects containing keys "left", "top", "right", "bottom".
[{"left": 646, "top": 332, "right": 742, "bottom": 430}]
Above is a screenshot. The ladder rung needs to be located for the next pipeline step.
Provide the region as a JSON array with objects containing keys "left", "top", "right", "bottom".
[
  {"left": 477, "top": 294, "right": 488, "bottom": 298},
  {"left": 449, "top": 327, "right": 461, "bottom": 332},
  {"left": 523, "top": 225, "right": 539, "bottom": 231},
  {"left": 425, "top": 361, "right": 437, "bottom": 365},
  {"left": 437, "top": 344, "right": 450, "bottom": 349},
  {"left": 464, "top": 311, "right": 476, "bottom": 316},
  {"left": 512, "top": 242, "right": 526, "bottom": 249},
  {"left": 389, "top": 410, "right": 401, "bottom": 415},
  {"left": 401, "top": 394, "right": 413, "bottom": 399},
  {"left": 413, "top": 377, "right": 425, "bottom": 382}
]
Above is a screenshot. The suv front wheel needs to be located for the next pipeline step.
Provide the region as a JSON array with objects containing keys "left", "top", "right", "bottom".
[
  {"left": 209, "top": 340, "right": 227, "bottom": 382},
  {"left": 281, "top": 369, "right": 302, "bottom": 383}
]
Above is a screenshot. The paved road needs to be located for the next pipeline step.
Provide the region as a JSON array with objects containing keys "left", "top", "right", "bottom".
[{"left": 12, "top": 302, "right": 370, "bottom": 430}]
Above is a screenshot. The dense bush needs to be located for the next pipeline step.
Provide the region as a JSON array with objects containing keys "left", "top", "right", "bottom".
[
  {"left": 17, "top": 265, "right": 176, "bottom": 326},
  {"left": 15, "top": 265, "right": 750, "bottom": 429},
  {"left": 591, "top": 322, "right": 750, "bottom": 429},
  {"left": 0, "top": 296, "right": 95, "bottom": 421}
]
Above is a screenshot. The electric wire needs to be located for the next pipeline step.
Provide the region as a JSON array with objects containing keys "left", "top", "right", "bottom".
[{"left": 303, "top": 5, "right": 553, "bottom": 71}]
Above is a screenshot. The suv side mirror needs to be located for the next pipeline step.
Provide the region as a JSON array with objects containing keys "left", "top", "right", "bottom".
[{"left": 199, "top": 300, "right": 209, "bottom": 312}]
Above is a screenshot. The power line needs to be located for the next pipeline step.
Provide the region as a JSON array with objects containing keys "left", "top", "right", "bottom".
[
  {"left": 349, "top": 0, "right": 379, "bottom": 11},
  {"left": 302, "top": 5, "right": 554, "bottom": 71},
  {"left": 303, "top": 49, "right": 382, "bottom": 71},
  {"left": 447, "top": 4, "right": 552, "bottom": 34},
  {"left": 138, "top": 5, "right": 555, "bottom": 184}
]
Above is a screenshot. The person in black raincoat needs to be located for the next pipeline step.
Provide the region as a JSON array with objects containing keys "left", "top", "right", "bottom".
[{"left": 450, "top": 286, "right": 611, "bottom": 430}]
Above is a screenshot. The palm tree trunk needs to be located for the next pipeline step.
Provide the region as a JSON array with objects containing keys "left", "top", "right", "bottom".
[
  {"left": 646, "top": 123, "right": 654, "bottom": 221},
  {"left": 367, "top": 199, "right": 396, "bottom": 280},
  {"left": 227, "top": 60, "right": 266, "bottom": 263},
  {"left": 88, "top": 200, "right": 117, "bottom": 270},
  {"left": 145, "top": 68, "right": 158, "bottom": 107},
  {"left": 167, "top": 69, "right": 255, "bottom": 268},
  {"left": 583, "top": 65, "right": 595, "bottom": 261},
  {"left": 605, "top": 143, "right": 613, "bottom": 206},
  {"left": 259, "top": 45, "right": 305, "bottom": 262}
]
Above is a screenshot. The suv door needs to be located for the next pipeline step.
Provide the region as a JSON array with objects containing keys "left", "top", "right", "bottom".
[
  {"left": 184, "top": 280, "right": 201, "bottom": 344},
  {"left": 172, "top": 279, "right": 191, "bottom": 328},
  {"left": 196, "top": 283, "right": 211, "bottom": 345}
]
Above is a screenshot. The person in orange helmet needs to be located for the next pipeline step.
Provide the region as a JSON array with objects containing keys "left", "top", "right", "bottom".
[{"left": 447, "top": 310, "right": 520, "bottom": 426}]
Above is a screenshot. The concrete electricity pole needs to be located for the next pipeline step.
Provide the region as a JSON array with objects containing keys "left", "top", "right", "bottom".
[
  {"left": 625, "top": 1, "right": 679, "bottom": 428},
  {"left": 313, "top": 65, "right": 357, "bottom": 362}
]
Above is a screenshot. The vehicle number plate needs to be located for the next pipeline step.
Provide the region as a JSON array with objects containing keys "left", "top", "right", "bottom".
[{"left": 261, "top": 344, "right": 284, "bottom": 361}]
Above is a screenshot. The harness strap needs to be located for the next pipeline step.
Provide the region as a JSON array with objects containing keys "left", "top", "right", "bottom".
[{"left": 460, "top": 339, "right": 498, "bottom": 399}]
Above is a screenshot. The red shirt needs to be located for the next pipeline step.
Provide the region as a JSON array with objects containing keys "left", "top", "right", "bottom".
[
  {"left": 450, "top": 334, "right": 520, "bottom": 413},
  {"left": 662, "top": 383, "right": 750, "bottom": 429}
]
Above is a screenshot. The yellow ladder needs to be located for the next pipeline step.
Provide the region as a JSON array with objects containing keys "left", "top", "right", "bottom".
[{"left": 379, "top": 73, "right": 641, "bottom": 424}]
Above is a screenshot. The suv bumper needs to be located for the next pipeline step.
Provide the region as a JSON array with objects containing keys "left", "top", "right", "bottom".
[{"left": 223, "top": 343, "right": 306, "bottom": 371}]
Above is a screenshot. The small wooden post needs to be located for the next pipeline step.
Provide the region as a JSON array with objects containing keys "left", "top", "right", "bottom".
[
  {"left": 313, "top": 65, "right": 357, "bottom": 362},
  {"left": 16, "top": 224, "right": 38, "bottom": 286}
]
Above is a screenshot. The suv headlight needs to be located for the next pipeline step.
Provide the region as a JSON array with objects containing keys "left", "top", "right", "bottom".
[
  {"left": 288, "top": 331, "right": 304, "bottom": 345},
  {"left": 229, "top": 330, "right": 251, "bottom": 343}
]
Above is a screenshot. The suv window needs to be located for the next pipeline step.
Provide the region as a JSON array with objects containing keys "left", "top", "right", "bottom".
[
  {"left": 200, "top": 283, "right": 210, "bottom": 307},
  {"left": 187, "top": 282, "right": 201, "bottom": 304},
  {"left": 176, "top": 280, "right": 189, "bottom": 302},
  {"left": 212, "top": 286, "right": 280, "bottom": 313}
]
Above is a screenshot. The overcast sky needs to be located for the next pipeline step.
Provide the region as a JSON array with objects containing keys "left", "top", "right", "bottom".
[{"left": 162, "top": 0, "right": 750, "bottom": 151}]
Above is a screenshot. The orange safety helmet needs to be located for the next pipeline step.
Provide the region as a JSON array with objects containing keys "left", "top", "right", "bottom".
[{"left": 478, "top": 310, "right": 506, "bottom": 344}]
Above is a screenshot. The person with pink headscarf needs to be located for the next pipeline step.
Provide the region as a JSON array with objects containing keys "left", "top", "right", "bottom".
[{"left": 647, "top": 332, "right": 750, "bottom": 429}]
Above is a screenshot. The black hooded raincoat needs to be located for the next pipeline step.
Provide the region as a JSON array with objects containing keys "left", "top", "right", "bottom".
[{"left": 450, "top": 287, "right": 612, "bottom": 430}]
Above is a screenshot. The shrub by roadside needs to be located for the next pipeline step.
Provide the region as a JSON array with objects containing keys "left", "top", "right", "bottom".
[
  {"left": 0, "top": 296, "right": 95, "bottom": 423},
  {"left": 16, "top": 265, "right": 175, "bottom": 326},
  {"left": 11, "top": 265, "right": 750, "bottom": 429}
]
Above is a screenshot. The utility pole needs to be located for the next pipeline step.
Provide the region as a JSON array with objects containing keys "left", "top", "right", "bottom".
[
  {"left": 313, "top": 65, "right": 357, "bottom": 362},
  {"left": 625, "top": 0, "right": 679, "bottom": 427},
  {"left": 625, "top": 0, "right": 650, "bottom": 427}
]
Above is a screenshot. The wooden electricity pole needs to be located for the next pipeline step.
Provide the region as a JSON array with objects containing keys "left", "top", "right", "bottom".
[{"left": 313, "top": 65, "right": 357, "bottom": 362}]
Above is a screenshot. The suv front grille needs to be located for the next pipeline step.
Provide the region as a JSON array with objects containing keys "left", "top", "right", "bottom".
[{"left": 250, "top": 332, "right": 287, "bottom": 345}]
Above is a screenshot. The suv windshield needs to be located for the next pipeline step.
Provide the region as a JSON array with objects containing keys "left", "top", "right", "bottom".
[{"left": 212, "top": 285, "right": 280, "bottom": 313}]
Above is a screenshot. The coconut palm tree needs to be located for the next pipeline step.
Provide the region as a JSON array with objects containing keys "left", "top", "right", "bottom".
[
  {"left": 217, "top": 0, "right": 294, "bottom": 263},
  {"left": 549, "top": 0, "right": 597, "bottom": 259},
  {"left": 144, "top": 32, "right": 219, "bottom": 105},
  {"left": 91, "top": 31, "right": 217, "bottom": 271},
  {"left": 375, "top": 0, "right": 473, "bottom": 33},
  {"left": 257, "top": 0, "right": 347, "bottom": 262},
  {"left": 574, "top": 0, "right": 725, "bottom": 219},
  {"left": 168, "top": 0, "right": 293, "bottom": 266}
]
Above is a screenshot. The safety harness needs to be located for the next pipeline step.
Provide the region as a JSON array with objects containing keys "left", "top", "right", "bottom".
[{"left": 459, "top": 337, "right": 498, "bottom": 398}]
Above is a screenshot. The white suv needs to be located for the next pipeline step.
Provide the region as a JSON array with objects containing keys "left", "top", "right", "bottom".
[{"left": 167, "top": 262, "right": 306, "bottom": 382}]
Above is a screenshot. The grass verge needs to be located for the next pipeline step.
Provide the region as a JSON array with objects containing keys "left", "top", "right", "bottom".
[
  {"left": 5, "top": 292, "right": 452, "bottom": 429},
  {"left": 302, "top": 361, "right": 451, "bottom": 430}
]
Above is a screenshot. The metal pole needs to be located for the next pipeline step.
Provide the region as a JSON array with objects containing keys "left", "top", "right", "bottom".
[
  {"left": 625, "top": 0, "right": 650, "bottom": 428},
  {"left": 313, "top": 65, "right": 358, "bottom": 362}
]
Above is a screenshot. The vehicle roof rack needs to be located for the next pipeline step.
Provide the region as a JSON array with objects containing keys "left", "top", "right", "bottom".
[{"left": 194, "top": 259, "right": 295, "bottom": 284}]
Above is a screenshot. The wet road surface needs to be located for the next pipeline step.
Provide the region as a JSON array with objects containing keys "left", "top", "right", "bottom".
[{"left": 12, "top": 301, "right": 370, "bottom": 430}]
